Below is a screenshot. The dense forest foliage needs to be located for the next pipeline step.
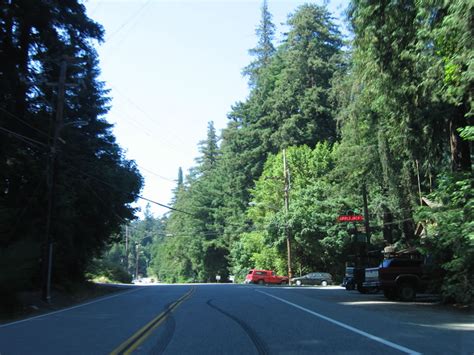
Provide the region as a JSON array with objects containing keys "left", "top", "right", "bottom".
[
  {"left": 0, "top": 1, "right": 142, "bottom": 302},
  {"left": 142, "top": 1, "right": 471, "bottom": 303},
  {"left": 1, "top": 0, "right": 472, "bottom": 306}
]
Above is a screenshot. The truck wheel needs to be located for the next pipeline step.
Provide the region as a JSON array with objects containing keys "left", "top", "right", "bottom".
[
  {"left": 357, "top": 284, "right": 368, "bottom": 294},
  {"left": 258, "top": 279, "right": 265, "bottom": 285},
  {"left": 345, "top": 282, "right": 355, "bottom": 291},
  {"left": 383, "top": 288, "right": 397, "bottom": 300},
  {"left": 398, "top": 283, "right": 416, "bottom": 302}
]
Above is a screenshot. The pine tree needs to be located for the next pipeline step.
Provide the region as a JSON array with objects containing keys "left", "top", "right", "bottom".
[
  {"left": 0, "top": 1, "right": 143, "bottom": 289},
  {"left": 269, "top": 4, "right": 343, "bottom": 147},
  {"left": 242, "top": 0, "right": 276, "bottom": 87},
  {"left": 196, "top": 121, "right": 219, "bottom": 174}
]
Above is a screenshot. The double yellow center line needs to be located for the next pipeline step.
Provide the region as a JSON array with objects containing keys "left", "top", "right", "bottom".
[{"left": 110, "top": 287, "right": 195, "bottom": 355}]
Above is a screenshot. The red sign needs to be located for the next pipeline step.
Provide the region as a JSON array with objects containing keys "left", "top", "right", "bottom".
[{"left": 338, "top": 215, "right": 364, "bottom": 222}]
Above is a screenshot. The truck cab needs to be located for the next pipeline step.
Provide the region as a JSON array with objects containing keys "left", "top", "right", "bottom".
[{"left": 378, "top": 257, "right": 433, "bottom": 301}]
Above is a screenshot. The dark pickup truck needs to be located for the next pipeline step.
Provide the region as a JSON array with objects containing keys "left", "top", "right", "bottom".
[{"left": 378, "top": 257, "right": 433, "bottom": 301}]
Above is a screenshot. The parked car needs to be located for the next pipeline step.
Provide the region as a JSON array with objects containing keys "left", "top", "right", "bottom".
[
  {"left": 291, "top": 272, "right": 333, "bottom": 286},
  {"left": 244, "top": 269, "right": 289, "bottom": 285},
  {"left": 379, "top": 257, "right": 434, "bottom": 301},
  {"left": 361, "top": 267, "right": 380, "bottom": 293}
]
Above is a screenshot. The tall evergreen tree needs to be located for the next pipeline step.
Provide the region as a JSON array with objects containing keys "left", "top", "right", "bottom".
[
  {"left": 268, "top": 4, "right": 343, "bottom": 147},
  {"left": 196, "top": 121, "right": 219, "bottom": 174},
  {"left": 177, "top": 167, "right": 184, "bottom": 187},
  {"left": 0, "top": 1, "right": 143, "bottom": 292},
  {"left": 242, "top": 0, "right": 276, "bottom": 87},
  {"left": 417, "top": 0, "right": 472, "bottom": 172}
]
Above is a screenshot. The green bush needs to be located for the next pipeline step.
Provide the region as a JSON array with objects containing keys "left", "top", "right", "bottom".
[
  {"left": 416, "top": 172, "right": 473, "bottom": 305},
  {"left": 0, "top": 287, "right": 22, "bottom": 317},
  {"left": 0, "top": 238, "right": 41, "bottom": 291},
  {"left": 86, "top": 259, "right": 132, "bottom": 284}
]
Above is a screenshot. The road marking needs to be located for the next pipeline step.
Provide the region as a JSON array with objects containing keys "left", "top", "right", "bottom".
[
  {"left": 257, "top": 290, "right": 422, "bottom": 355},
  {"left": 0, "top": 287, "right": 142, "bottom": 328},
  {"left": 110, "top": 286, "right": 195, "bottom": 355}
]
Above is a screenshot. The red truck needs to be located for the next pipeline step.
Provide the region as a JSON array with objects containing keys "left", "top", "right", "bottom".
[{"left": 244, "top": 269, "right": 289, "bottom": 285}]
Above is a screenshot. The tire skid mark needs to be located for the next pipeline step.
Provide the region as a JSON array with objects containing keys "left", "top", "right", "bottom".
[
  {"left": 206, "top": 299, "right": 269, "bottom": 355},
  {"left": 111, "top": 287, "right": 194, "bottom": 355},
  {"left": 150, "top": 304, "right": 176, "bottom": 355}
]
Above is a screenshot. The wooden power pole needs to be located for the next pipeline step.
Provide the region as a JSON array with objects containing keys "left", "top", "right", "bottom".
[
  {"left": 362, "top": 183, "right": 371, "bottom": 245},
  {"left": 283, "top": 149, "right": 293, "bottom": 280},
  {"left": 42, "top": 59, "right": 68, "bottom": 303}
]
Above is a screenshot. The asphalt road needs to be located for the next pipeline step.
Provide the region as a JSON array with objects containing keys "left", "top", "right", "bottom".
[{"left": 0, "top": 284, "right": 472, "bottom": 354}]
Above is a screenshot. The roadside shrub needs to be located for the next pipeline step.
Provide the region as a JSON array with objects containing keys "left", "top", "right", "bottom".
[
  {"left": 86, "top": 259, "right": 132, "bottom": 284},
  {"left": 0, "top": 238, "right": 41, "bottom": 291},
  {"left": 0, "top": 287, "right": 22, "bottom": 317},
  {"left": 416, "top": 172, "right": 473, "bottom": 305}
]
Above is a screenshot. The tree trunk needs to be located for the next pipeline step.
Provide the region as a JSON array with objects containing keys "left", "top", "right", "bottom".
[
  {"left": 382, "top": 204, "right": 393, "bottom": 244},
  {"left": 450, "top": 106, "right": 472, "bottom": 172}
]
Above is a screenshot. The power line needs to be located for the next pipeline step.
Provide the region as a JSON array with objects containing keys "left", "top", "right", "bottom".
[
  {"left": 104, "top": 0, "right": 152, "bottom": 42},
  {"left": 105, "top": 87, "right": 192, "bottom": 156},
  {"left": 137, "top": 164, "right": 175, "bottom": 183},
  {"left": 61, "top": 155, "right": 254, "bottom": 233},
  {"left": 0, "top": 106, "right": 50, "bottom": 139},
  {"left": 88, "top": 2, "right": 102, "bottom": 17},
  {"left": 0, "top": 126, "right": 48, "bottom": 148},
  {"left": 6, "top": 172, "right": 46, "bottom": 239},
  {"left": 110, "top": 85, "right": 189, "bottom": 148},
  {"left": 100, "top": 0, "right": 153, "bottom": 63},
  {"left": 83, "top": 178, "right": 135, "bottom": 225},
  {"left": 111, "top": 113, "right": 154, "bottom": 139},
  {"left": 137, "top": 195, "right": 194, "bottom": 216},
  {"left": 59, "top": 156, "right": 196, "bottom": 217}
]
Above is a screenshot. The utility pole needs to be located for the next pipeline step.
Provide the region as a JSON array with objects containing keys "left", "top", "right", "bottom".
[
  {"left": 42, "top": 59, "right": 68, "bottom": 303},
  {"left": 362, "top": 183, "right": 371, "bottom": 244},
  {"left": 415, "top": 160, "right": 423, "bottom": 206},
  {"left": 283, "top": 149, "right": 293, "bottom": 280},
  {"left": 135, "top": 243, "right": 140, "bottom": 280},
  {"left": 125, "top": 225, "right": 129, "bottom": 272}
]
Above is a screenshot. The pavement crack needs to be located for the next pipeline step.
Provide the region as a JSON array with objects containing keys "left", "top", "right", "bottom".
[{"left": 206, "top": 299, "right": 269, "bottom": 355}]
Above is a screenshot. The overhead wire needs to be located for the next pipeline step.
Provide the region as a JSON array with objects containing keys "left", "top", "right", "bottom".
[
  {"left": 111, "top": 113, "right": 154, "bottom": 139},
  {"left": 0, "top": 105, "right": 182, "bottom": 209},
  {"left": 87, "top": 1, "right": 102, "bottom": 17},
  {"left": 0, "top": 126, "right": 251, "bottom": 236},
  {"left": 104, "top": 0, "right": 153, "bottom": 43},
  {"left": 0, "top": 106, "right": 50, "bottom": 139},
  {"left": 0, "top": 126, "right": 48, "bottom": 148},
  {"left": 82, "top": 178, "right": 136, "bottom": 225},
  {"left": 375, "top": 217, "right": 414, "bottom": 227},
  {"left": 60, "top": 154, "right": 254, "bottom": 234},
  {"left": 90, "top": 0, "right": 192, "bottom": 152},
  {"left": 101, "top": 84, "right": 193, "bottom": 158},
  {"left": 0, "top": 115, "right": 421, "bottom": 233},
  {"left": 137, "top": 164, "right": 176, "bottom": 183},
  {"left": 109, "top": 84, "right": 190, "bottom": 148},
  {"left": 0, "top": 123, "right": 193, "bottom": 218},
  {"left": 87, "top": 2, "right": 205, "bottom": 173},
  {"left": 0, "top": 82, "right": 183, "bottom": 193},
  {"left": 100, "top": 0, "right": 155, "bottom": 61},
  {"left": 59, "top": 155, "right": 196, "bottom": 217},
  {"left": 5, "top": 170, "right": 47, "bottom": 239}
]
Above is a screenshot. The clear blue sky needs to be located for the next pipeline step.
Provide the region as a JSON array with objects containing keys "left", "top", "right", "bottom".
[{"left": 84, "top": 0, "right": 348, "bottom": 218}]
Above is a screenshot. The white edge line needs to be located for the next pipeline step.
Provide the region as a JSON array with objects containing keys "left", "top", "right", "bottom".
[
  {"left": 256, "top": 290, "right": 422, "bottom": 355},
  {"left": 0, "top": 287, "right": 143, "bottom": 328}
]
